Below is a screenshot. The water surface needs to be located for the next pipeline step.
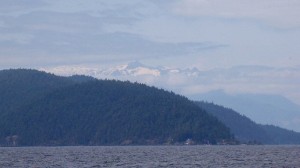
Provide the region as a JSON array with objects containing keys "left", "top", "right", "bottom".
[{"left": 0, "top": 145, "right": 299, "bottom": 167}]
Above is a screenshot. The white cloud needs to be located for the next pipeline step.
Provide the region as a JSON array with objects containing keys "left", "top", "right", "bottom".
[{"left": 173, "top": 0, "right": 300, "bottom": 28}]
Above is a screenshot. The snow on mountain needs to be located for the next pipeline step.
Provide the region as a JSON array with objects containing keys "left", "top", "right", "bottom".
[
  {"left": 40, "top": 61, "right": 198, "bottom": 78},
  {"left": 40, "top": 66, "right": 100, "bottom": 77},
  {"left": 108, "top": 61, "right": 161, "bottom": 77}
]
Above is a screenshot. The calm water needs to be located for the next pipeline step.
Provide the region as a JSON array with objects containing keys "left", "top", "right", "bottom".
[{"left": 0, "top": 145, "right": 299, "bottom": 168}]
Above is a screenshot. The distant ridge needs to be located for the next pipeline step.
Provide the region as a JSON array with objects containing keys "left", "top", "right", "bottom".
[
  {"left": 40, "top": 61, "right": 201, "bottom": 78},
  {"left": 192, "top": 90, "right": 300, "bottom": 132},
  {"left": 196, "top": 101, "right": 300, "bottom": 144}
]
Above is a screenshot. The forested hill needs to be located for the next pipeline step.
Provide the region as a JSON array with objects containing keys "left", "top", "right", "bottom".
[
  {"left": 0, "top": 69, "right": 74, "bottom": 116},
  {"left": 196, "top": 101, "right": 300, "bottom": 144},
  {"left": 0, "top": 69, "right": 233, "bottom": 146}
]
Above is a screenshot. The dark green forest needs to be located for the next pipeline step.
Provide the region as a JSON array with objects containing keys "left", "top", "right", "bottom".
[
  {"left": 1, "top": 69, "right": 300, "bottom": 146},
  {"left": 0, "top": 69, "right": 233, "bottom": 146}
]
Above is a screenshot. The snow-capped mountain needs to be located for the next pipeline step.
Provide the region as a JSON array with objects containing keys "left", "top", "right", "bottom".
[
  {"left": 102, "top": 61, "right": 161, "bottom": 77},
  {"left": 40, "top": 61, "right": 201, "bottom": 79}
]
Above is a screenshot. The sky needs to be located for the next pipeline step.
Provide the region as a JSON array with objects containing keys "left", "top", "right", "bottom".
[{"left": 1, "top": 0, "right": 300, "bottom": 104}]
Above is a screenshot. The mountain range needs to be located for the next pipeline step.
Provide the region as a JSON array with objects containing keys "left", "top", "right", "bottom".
[
  {"left": 1, "top": 69, "right": 300, "bottom": 146},
  {"left": 40, "top": 61, "right": 200, "bottom": 78},
  {"left": 41, "top": 61, "right": 300, "bottom": 132}
]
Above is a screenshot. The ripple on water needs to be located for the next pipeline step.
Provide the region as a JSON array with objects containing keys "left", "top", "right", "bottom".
[{"left": 0, "top": 146, "right": 300, "bottom": 168}]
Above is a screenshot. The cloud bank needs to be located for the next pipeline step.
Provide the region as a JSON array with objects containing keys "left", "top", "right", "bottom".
[{"left": 174, "top": 0, "right": 300, "bottom": 28}]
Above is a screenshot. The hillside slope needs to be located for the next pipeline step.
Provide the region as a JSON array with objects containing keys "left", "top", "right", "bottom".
[
  {"left": 0, "top": 69, "right": 75, "bottom": 116},
  {"left": 0, "top": 69, "right": 233, "bottom": 146}
]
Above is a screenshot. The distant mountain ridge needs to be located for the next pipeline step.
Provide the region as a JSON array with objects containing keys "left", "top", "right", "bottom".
[
  {"left": 196, "top": 101, "right": 300, "bottom": 144},
  {"left": 40, "top": 61, "right": 201, "bottom": 78},
  {"left": 40, "top": 61, "right": 300, "bottom": 80},
  {"left": 191, "top": 90, "right": 300, "bottom": 132}
]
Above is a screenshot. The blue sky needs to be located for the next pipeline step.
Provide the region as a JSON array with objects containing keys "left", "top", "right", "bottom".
[{"left": 1, "top": 0, "right": 300, "bottom": 103}]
